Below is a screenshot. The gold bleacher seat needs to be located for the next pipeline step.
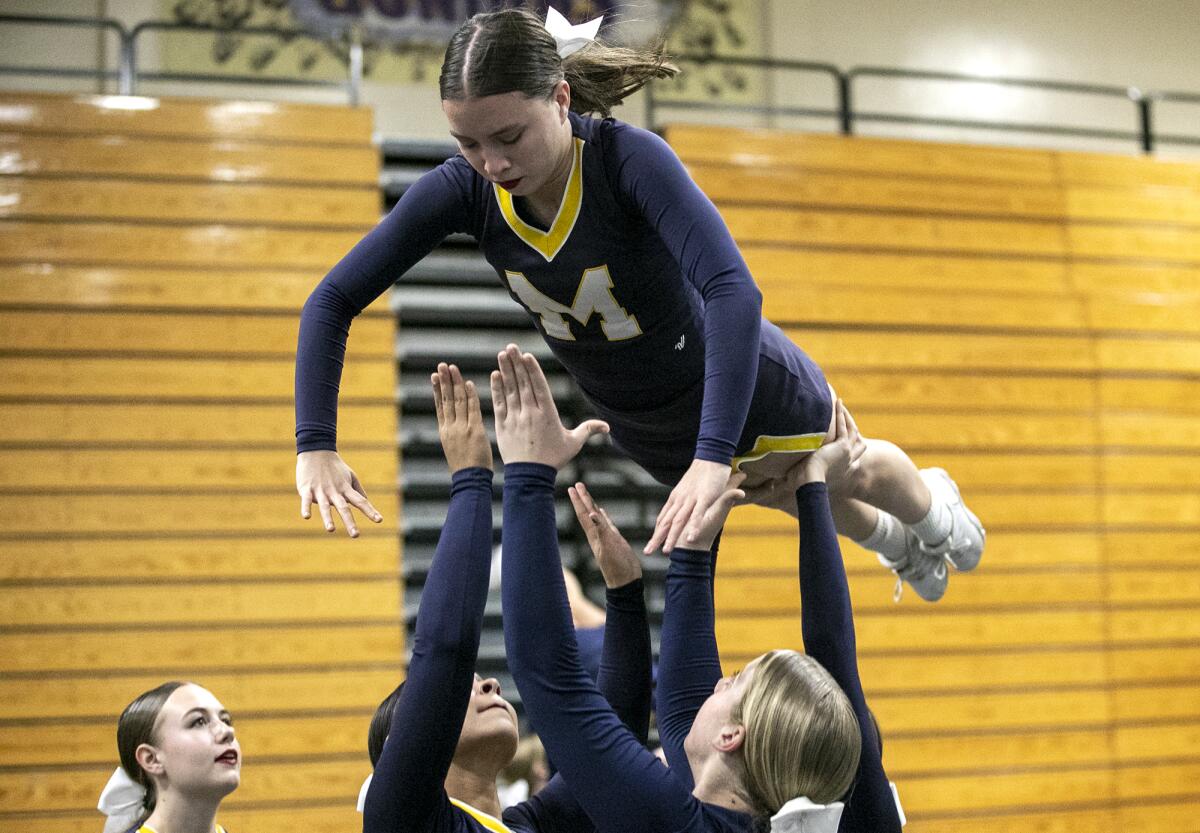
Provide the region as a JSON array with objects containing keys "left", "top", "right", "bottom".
[
  {"left": 666, "top": 122, "right": 1200, "bottom": 833},
  {"left": 0, "top": 91, "right": 373, "bottom": 144},
  {"left": 0, "top": 91, "right": 394, "bottom": 831},
  {"left": 0, "top": 133, "right": 380, "bottom": 184}
]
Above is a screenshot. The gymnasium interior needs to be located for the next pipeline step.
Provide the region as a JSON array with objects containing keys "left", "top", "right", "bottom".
[{"left": 1, "top": 1, "right": 1198, "bottom": 830}]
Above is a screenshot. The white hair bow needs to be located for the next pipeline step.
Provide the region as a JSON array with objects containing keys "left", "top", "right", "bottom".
[
  {"left": 98, "top": 766, "right": 146, "bottom": 833},
  {"left": 544, "top": 6, "right": 603, "bottom": 58},
  {"left": 356, "top": 773, "right": 373, "bottom": 813},
  {"left": 770, "top": 796, "right": 845, "bottom": 833}
]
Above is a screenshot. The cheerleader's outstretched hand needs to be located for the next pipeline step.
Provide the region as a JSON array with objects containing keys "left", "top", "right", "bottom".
[{"left": 490, "top": 344, "right": 609, "bottom": 469}]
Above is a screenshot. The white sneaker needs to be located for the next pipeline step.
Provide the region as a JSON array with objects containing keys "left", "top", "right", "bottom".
[
  {"left": 878, "top": 530, "right": 948, "bottom": 603},
  {"left": 919, "top": 468, "right": 985, "bottom": 572}
]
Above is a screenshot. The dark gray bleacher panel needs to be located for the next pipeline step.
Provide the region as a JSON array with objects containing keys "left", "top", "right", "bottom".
[
  {"left": 391, "top": 285, "right": 531, "bottom": 327},
  {"left": 397, "top": 373, "right": 575, "bottom": 415},
  {"left": 380, "top": 165, "right": 432, "bottom": 196},
  {"left": 380, "top": 138, "right": 458, "bottom": 161},
  {"left": 396, "top": 328, "right": 551, "bottom": 361},
  {"left": 380, "top": 138, "right": 457, "bottom": 210},
  {"left": 402, "top": 251, "right": 498, "bottom": 286}
]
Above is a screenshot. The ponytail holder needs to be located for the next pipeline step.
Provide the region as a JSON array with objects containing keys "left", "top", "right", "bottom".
[
  {"left": 356, "top": 773, "right": 373, "bottom": 813},
  {"left": 889, "top": 781, "right": 907, "bottom": 827},
  {"left": 770, "top": 796, "right": 845, "bottom": 833},
  {"left": 98, "top": 766, "right": 146, "bottom": 833},
  {"left": 544, "top": 6, "right": 603, "bottom": 59}
]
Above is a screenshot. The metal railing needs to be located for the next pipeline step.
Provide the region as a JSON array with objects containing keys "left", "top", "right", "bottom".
[
  {"left": 0, "top": 14, "right": 131, "bottom": 91},
  {"left": 647, "top": 53, "right": 1200, "bottom": 154},
  {"left": 645, "top": 55, "right": 847, "bottom": 131},
  {"left": 126, "top": 20, "right": 365, "bottom": 104},
  {"left": 2, "top": 14, "right": 1198, "bottom": 153},
  {"left": 0, "top": 14, "right": 364, "bottom": 103}
]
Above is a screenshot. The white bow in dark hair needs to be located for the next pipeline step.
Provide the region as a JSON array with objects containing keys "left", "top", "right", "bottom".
[
  {"left": 544, "top": 6, "right": 603, "bottom": 58},
  {"left": 97, "top": 766, "right": 146, "bottom": 833}
]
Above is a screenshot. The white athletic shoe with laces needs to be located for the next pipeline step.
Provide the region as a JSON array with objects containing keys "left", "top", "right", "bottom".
[
  {"left": 918, "top": 467, "right": 985, "bottom": 572},
  {"left": 878, "top": 529, "right": 948, "bottom": 603}
]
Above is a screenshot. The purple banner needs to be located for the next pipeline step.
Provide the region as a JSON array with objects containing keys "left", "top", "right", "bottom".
[{"left": 291, "top": 0, "right": 623, "bottom": 43}]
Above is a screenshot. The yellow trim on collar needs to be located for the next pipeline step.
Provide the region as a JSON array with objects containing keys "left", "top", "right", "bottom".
[
  {"left": 732, "top": 432, "right": 827, "bottom": 471},
  {"left": 494, "top": 137, "right": 584, "bottom": 262},
  {"left": 449, "top": 798, "right": 516, "bottom": 833}
]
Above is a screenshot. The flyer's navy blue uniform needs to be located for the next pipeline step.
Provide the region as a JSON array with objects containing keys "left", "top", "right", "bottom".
[{"left": 296, "top": 112, "right": 831, "bottom": 483}]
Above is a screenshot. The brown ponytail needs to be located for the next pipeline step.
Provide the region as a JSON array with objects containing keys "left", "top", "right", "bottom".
[{"left": 562, "top": 39, "right": 678, "bottom": 117}]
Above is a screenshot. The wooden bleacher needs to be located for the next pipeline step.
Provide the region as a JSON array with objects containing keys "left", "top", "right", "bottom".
[
  {"left": 667, "top": 124, "right": 1200, "bottom": 832},
  {"left": 0, "top": 92, "right": 392, "bottom": 832},
  {"left": 1, "top": 83, "right": 1197, "bottom": 832}
]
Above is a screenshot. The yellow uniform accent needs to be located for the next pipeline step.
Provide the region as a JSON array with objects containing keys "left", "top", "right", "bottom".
[
  {"left": 732, "top": 432, "right": 827, "bottom": 471},
  {"left": 494, "top": 138, "right": 584, "bottom": 262},
  {"left": 139, "top": 826, "right": 227, "bottom": 833},
  {"left": 449, "top": 797, "right": 517, "bottom": 833}
]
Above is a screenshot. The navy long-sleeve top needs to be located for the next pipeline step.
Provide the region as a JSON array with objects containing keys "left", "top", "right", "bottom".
[
  {"left": 503, "top": 464, "right": 900, "bottom": 833},
  {"left": 365, "top": 467, "right": 653, "bottom": 833},
  {"left": 502, "top": 464, "right": 750, "bottom": 833},
  {"left": 296, "top": 112, "right": 762, "bottom": 467},
  {"left": 793, "top": 483, "right": 902, "bottom": 832},
  {"left": 661, "top": 484, "right": 901, "bottom": 832}
]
